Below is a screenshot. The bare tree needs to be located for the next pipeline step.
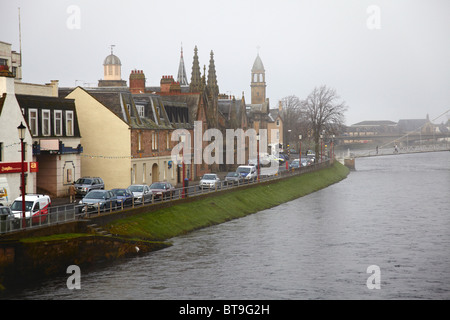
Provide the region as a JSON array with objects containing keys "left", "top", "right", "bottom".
[
  {"left": 301, "top": 85, "right": 347, "bottom": 158},
  {"left": 280, "top": 95, "right": 304, "bottom": 151}
]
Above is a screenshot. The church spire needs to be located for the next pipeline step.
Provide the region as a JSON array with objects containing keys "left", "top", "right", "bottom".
[
  {"left": 207, "top": 50, "right": 219, "bottom": 97},
  {"left": 177, "top": 44, "right": 189, "bottom": 86},
  {"left": 189, "top": 45, "right": 202, "bottom": 93}
]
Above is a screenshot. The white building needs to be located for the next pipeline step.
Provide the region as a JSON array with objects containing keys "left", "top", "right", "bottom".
[{"left": 0, "top": 67, "right": 35, "bottom": 205}]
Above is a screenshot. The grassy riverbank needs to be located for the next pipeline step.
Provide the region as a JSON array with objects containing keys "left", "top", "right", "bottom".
[{"left": 106, "top": 161, "right": 350, "bottom": 241}]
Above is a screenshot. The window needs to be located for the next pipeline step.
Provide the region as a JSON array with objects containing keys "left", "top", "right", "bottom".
[
  {"left": 42, "top": 110, "right": 51, "bottom": 136},
  {"left": 166, "top": 132, "right": 170, "bottom": 150},
  {"left": 0, "top": 142, "right": 3, "bottom": 162},
  {"left": 142, "top": 163, "right": 146, "bottom": 183},
  {"left": 136, "top": 105, "right": 145, "bottom": 118},
  {"left": 66, "top": 111, "right": 74, "bottom": 136},
  {"left": 152, "top": 132, "right": 158, "bottom": 150},
  {"left": 138, "top": 131, "right": 142, "bottom": 151},
  {"left": 54, "top": 110, "right": 62, "bottom": 136},
  {"left": 29, "top": 109, "right": 38, "bottom": 136},
  {"left": 276, "top": 119, "right": 280, "bottom": 126}
]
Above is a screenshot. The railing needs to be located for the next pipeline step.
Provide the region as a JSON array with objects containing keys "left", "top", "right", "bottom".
[{"left": 0, "top": 160, "right": 331, "bottom": 234}]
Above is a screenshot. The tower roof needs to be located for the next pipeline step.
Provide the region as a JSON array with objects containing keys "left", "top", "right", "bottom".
[
  {"left": 252, "top": 54, "right": 265, "bottom": 72},
  {"left": 103, "top": 54, "right": 121, "bottom": 66},
  {"left": 177, "top": 45, "right": 189, "bottom": 86}
]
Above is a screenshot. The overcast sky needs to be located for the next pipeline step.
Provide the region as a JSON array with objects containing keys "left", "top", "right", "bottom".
[{"left": 1, "top": 0, "right": 449, "bottom": 125}]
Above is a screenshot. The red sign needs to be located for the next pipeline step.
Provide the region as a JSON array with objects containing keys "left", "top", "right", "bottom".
[
  {"left": 0, "top": 162, "right": 29, "bottom": 174},
  {"left": 30, "top": 162, "right": 38, "bottom": 173}
]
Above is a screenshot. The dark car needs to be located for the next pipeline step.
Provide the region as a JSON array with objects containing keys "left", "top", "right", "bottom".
[
  {"left": 224, "top": 172, "right": 244, "bottom": 185},
  {"left": 0, "top": 205, "right": 19, "bottom": 233},
  {"left": 149, "top": 182, "right": 175, "bottom": 200},
  {"left": 74, "top": 177, "right": 104, "bottom": 196},
  {"left": 111, "top": 188, "right": 133, "bottom": 207},
  {"left": 78, "top": 190, "right": 117, "bottom": 213}
]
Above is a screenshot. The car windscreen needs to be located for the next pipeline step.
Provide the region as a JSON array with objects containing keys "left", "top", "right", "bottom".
[
  {"left": 11, "top": 201, "right": 33, "bottom": 211},
  {"left": 76, "top": 178, "right": 93, "bottom": 184},
  {"left": 112, "top": 189, "right": 128, "bottom": 196},
  {"left": 226, "top": 173, "right": 238, "bottom": 177},
  {"left": 150, "top": 183, "right": 166, "bottom": 189},
  {"left": 85, "top": 191, "right": 105, "bottom": 199},
  {"left": 129, "top": 185, "right": 143, "bottom": 192},
  {"left": 202, "top": 175, "right": 216, "bottom": 180},
  {"left": 237, "top": 167, "right": 250, "bottom": 173}
]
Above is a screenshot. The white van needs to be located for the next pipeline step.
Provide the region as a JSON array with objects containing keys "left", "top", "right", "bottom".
[
  {"left": 10, "top": 194, "right": 51, "bottom": 224},
  {"left": 236, "top": 165, "right": 257, "bottom": 181}
]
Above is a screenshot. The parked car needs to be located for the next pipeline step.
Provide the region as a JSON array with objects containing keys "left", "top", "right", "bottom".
[
  {"left": 199, "top": 174, "right": 221, "bottom": 189},
  {"left": 290, "top": 159, "right": 300, "bottom": 169},
  {"left": 10, "top": 194, "right": 51, "bottom": 224},
  {"left": 128, "top": 184, "right": 152, "bottom": 203},
  {"left": 74, "top": 177, "right": 104, "bottom": 196},
  {"left": 111, "top": 188, "right": 133, "bottom": 206},
  {"left": 236, "top": 165, "right": 257, "bottom": 181},
  {"left": 149, "top": 182, "right": 175, "bottom": 200},
  {"left": 0, "top": 204, "right": 19, "bottom": 232},
  {"left": 224, "top": 172, "right": 244, "bottom": 185},
  {"left": 78, "top": 190, "right": 117, "bottom": 213}
]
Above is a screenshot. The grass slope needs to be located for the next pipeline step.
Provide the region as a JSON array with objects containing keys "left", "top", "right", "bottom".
[{"left": 106, "top": 162, "right": 349, "bottom": 240}]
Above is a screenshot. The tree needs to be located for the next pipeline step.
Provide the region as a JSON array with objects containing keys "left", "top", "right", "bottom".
[
  {"left": 280, "top": 95, "right": 307, "bottom": 151},
  {"left": 300, "top": 85, "right": 348, "bottom": 159}
]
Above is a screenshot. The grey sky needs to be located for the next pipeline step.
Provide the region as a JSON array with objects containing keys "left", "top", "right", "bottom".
[{"left": 1, "top": 0, "right": 449, "bottom": 126}]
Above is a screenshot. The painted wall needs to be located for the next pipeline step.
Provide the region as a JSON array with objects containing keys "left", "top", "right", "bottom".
[
  {"left": 66, "top": 88, "right": 131, "bottom": 190},
  {"left": 0, "top": 76, "right": 36, "bottom": 205}
]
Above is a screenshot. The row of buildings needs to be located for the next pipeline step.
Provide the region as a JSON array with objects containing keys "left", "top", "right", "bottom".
[{"left": 0, "top": 40, "right": 284, "bottom": 204}]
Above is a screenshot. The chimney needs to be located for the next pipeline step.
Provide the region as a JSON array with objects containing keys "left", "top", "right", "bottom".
[{"left": 129, "top": 69, "right": 146, "bottom": 94}]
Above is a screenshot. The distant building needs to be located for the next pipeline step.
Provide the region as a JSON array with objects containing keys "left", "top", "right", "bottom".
[
  {"left": 0, "top": 67, "right": 35, "bottom": 205},
  {"left": 246, "top": 53, "right": 271, "bottom": 133},
  {"left": 397, "top": 115, "right": 435, "bottom": 134},
  {"left": 98, "top": 47, "right": 127, "bottom": 87},
  {"left": 0, "top": 41, "right": 22, "bottom": 80},
  {"left": 1, "top": 40, "right": 82, "bottom": 200}
]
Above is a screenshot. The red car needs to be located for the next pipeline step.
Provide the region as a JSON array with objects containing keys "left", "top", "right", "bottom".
[{"left": 149, "top": 182, "right": 175, "bottom": 200}]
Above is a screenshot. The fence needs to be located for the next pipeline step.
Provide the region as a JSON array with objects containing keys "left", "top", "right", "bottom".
[{"left": 0, "top": 160, "right": 331, "bottom": 234}]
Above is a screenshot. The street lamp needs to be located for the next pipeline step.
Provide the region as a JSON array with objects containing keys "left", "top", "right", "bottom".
[
  {"left": 256, "top": 133, "right": 260, "bottom": 181},
  {"left": 180, "top": 134, "right": 186, "bottom": 199},
  {"left": 17, "top": 122, "right": 26, "bottom": 228},
  {"left": 298, "top": 135, "right": 302, "bottom": 167}
]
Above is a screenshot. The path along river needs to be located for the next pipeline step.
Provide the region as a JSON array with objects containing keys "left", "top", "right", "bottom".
[{"left": 5, "top": 151, "right": 450, "bottom": 299}]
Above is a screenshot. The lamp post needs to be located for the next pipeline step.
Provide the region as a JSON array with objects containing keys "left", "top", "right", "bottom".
[
  {"left": 181, "top": 134, "right": 186, "bottom": 199},
  {"left": 320, "top": 133, "right": 323, "bottom": 163},
  {"left": 298, "top": 135, "right": 302, "bottom": 167},
  {"left": 17, "top": 122, "right": 26, "bottom": 228},
  {"left": 256, "top": 133, "right": 260, "bottom": 181},
  {"left": 331, "top": 134, "right": 335, "bottom": 161}
]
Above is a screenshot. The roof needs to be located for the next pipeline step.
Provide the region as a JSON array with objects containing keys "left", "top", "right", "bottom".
[
  {"left": 397, "top": 119, "right": 429, "bottom": 132},
  {"left": 351, "top": 120, "right": 397, "bottom": 126},
  {"left": 103, "top": 54, "right": 121, "bottom": 66},
  {"left": 252, "top": 54, "right": 265, "bottom": 72}
]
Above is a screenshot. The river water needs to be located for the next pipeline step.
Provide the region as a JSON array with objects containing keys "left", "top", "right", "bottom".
[{"left": 4, "top": 151, "right": 450, "bottom": 300}]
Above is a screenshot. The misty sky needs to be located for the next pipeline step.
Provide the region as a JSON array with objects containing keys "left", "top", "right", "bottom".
[{"left": 1, "top": 0, "right": 449, "bottom": 125}]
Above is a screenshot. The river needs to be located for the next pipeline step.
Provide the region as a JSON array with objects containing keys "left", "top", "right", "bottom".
[{"left": 4, "top": 151, "right": 450, "bottom": 300}]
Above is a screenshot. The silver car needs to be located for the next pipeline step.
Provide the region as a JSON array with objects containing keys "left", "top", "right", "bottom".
[
  {"left": 199, "top": 174, "right": 221, "bottom": 189},
  {"left": 78, "top": 190, "right": 117, "bottom": 213},
  {"left": 128, "top": 184, "right": 152, "bottom": 203}
]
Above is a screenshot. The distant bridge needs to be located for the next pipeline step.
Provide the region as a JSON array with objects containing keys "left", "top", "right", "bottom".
[{"left": 335, "top": 132, "right": 449, "bottom": 145}]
